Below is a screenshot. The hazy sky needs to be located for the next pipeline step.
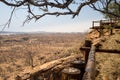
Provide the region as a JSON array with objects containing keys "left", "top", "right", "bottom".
[{"left": 0, "top": 2, "right": 104, "bottom": 32}]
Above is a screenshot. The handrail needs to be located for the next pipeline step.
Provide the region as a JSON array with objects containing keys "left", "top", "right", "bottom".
[
  {"left": 80, "top": 47, "right": 120, "bottom": 54},
  {"left": 82, "top": 45, "right": 96, "bottom": 80},
  {"left": 92, "top": 18, "right": 120, "bottom": 28}
]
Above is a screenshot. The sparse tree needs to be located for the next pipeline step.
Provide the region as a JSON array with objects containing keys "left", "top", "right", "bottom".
[
  {"left": 100, "top": 1, "right": 120, "bottom": 35},
  {"left": 102, "top": 1, "right": 120, "bottom": 19},
  {"left": 25, "top": 51, "right": 34, "bottom": 67},
  {"left": 0, "top": 0, "right": 120, "bottom": 27}
]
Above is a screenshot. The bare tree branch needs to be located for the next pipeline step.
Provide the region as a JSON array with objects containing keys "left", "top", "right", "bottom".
[
  {"left": 1, "top": 0, "right": 27, "bottom": 7},
  {"left": 0, "top": 0, "right": 120, "bottom": 28},
  {"left": 89, "top": 0, "right": 120, "bottom": 18},
  {"left": 1, "top": 7, "right": 16, "bottom": 31}
]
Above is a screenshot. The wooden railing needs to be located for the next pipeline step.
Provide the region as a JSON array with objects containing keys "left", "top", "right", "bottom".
[
  {"left": 90, "top": 19, "right": 120, "bottom": 37},
  {"left": 92, "top": 18, "right": 120, "bottom": 28},
  {"left": 82, "top": 45, "right": 96, "bottom": 80},
  {"left": 80, "top": 39, "right": 120, "bottom": 80}
]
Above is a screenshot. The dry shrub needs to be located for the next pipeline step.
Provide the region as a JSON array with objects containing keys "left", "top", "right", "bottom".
[{"left": 0, "top": 33, "right": 85, "bottom": 79}]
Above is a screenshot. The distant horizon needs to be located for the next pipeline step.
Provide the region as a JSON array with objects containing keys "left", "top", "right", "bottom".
[
  {"left": 0, "top": 30, "right": 86, "bottom": 33},
  {"left": 0, "top": 30, "right": 87, "bottom": 36}
]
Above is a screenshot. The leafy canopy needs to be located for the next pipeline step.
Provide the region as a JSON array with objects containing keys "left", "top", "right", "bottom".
[{"left": 103, "top": 1, "right": 120, "bottom": 19}]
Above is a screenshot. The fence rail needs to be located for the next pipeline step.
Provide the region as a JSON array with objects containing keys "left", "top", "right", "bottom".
[
  {"left": 80, "top": 47, "right": 120, "bottom": 54},
  {"left": 80, "top": 39, "right": 120, "bottom": 80},
  {"left": 92, "top": 18, "right": 120, "bottom": 28},
  {"left": 82, "top": 45, "right": 96, "bottom": 80}
]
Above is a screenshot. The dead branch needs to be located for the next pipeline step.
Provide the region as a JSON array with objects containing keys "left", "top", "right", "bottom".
[
  {"left": 10, "top": 54, "right": 81, "bottom": 80},
  {"left": 0, "top": 0, "right": 120, "bottom": 28}
]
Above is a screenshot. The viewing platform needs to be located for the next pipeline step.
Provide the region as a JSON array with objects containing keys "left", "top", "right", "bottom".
[{"left": 91, "top": 18, "right": 120, "bottom": 29}]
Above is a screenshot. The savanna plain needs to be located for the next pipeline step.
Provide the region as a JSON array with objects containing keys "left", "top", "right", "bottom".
[{"left": 0, "top": 32, "right": 85, "bottom": 79}]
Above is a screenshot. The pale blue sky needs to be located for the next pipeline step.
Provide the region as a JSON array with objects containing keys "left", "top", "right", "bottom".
[{"left": 0, "top": 2, "right": 104, "bottom": 32}]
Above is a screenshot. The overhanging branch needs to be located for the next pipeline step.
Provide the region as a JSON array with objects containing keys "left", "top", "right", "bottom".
[{"left": 0, "top": 0, "right": 120, "bottom": 29}]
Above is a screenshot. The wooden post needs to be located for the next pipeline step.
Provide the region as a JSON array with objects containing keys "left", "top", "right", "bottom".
[
  {"left": 100, "top": 20, "right": 104, "bottom": 36},
  {"left": 84, "top": 40, "right": 92, "bottom": 64},
  {"left": 110, "top": 22, "right": 114, "bottom": 35},
  {"left": 82, "top": 45, "right": 96, "bottom": 80},
  {"left": 71, "top": 60, "right": 85, "bottom": 80},
  {"left": 92, "top": 21, "right": 94, "bottom": 28},
  {"left": 61, "top": 67, "right": 81, "bottom": 80}
]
